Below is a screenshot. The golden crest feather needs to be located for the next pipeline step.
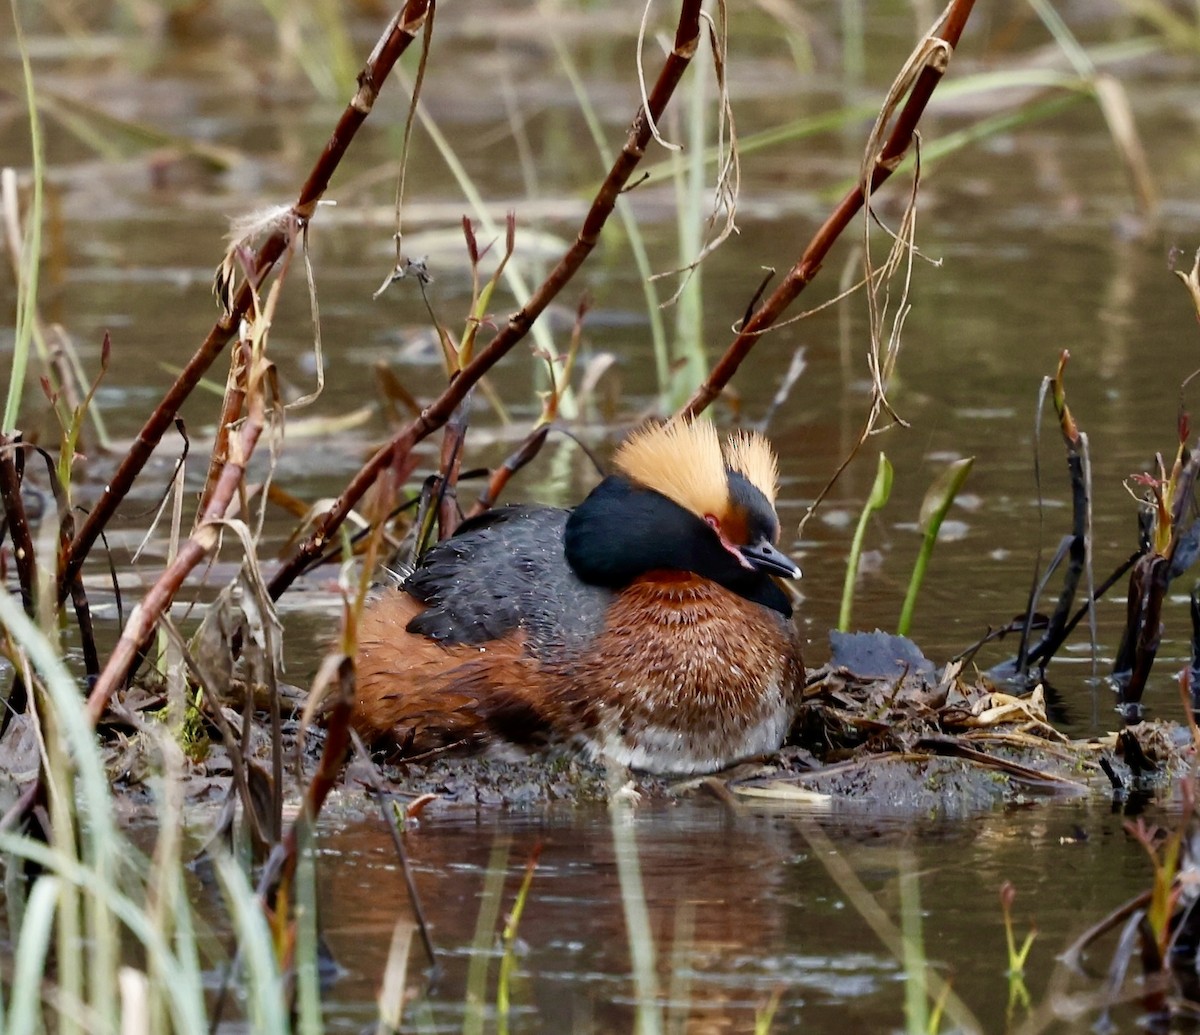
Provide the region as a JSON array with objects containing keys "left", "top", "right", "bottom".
[
  {"left": 613, "top": 419, "right": 728, "bottom": 519},
  {"left": 723, "top": 431, "right": 780, "bottom": 506}
]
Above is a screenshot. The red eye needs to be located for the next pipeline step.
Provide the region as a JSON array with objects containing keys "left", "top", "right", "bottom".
[{"left": 704, "top": 514, "right": 721, "bottom": 531}]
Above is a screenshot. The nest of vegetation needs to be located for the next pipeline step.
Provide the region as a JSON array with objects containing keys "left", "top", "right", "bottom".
[
  {"left": 3, "top": 632, "right": 1185, "bottom": 824},
  {"left": 719, "top": 631, "right": 1192, "bottom": 815},
  {"left": 329, "top": 632, "right": 1193, "bottom": 816}
]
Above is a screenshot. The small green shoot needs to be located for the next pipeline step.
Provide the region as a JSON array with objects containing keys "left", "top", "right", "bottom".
[
  {"left": 463, "top": 836, "right": 511, "bottom": 1035},
  {"left": 754, "top": 988, "right": 782, "bottom": 1035},
  {"left": 897, "top": 457, "right": 974, "bottom": 637},
  {"left": 496, "top": 844, "right": 542, "bottom": 1035},
  {"left": 839, "top": 451, "right": 893, "bottom": 631},
  {"left": 1000, "top": 881, "right": 1036, "bottom": 975},
  {"left": 460, "top": 214, "right": 516, "bottom": 370},
  {"left": 1000, "top": 881, "right": 1036, "bottom": 1017},
  {"left": 403, "top": 79, "right": 574, "bottom": 418},
  {"left": 1127, "top": 816, "right": 1183, "bottom": 966},
  {"left": 927, "top": 981, "right": 951, "bottom": 1035}
]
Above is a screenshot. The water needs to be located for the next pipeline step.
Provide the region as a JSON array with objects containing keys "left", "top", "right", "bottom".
[
  {"left": 317, "top": 799, "right": 1158, "bottom": 1033},
  {"left": 5, "top": 1, "right": 1200, "bottom": 1030}
]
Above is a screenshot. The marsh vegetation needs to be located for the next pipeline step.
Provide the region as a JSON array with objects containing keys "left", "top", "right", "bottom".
[{"left": 5, "top": 1, "right": 1200, "bottom": 1031}]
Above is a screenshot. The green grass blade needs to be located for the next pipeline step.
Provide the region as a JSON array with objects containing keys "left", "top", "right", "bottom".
[
  {"left": 496, "top": 847, "right": 540, "bottom": 1035},
  {"left": 167, "top": 866, "right": 206, "bottom": 1035},
  {"left": 669, "top": 27, "right": 709, "bottom": 409},
  {"left": 1026, "top": 0, "right": 1094, "bottom": 76},
  {"left": 5, "top": 875, "right": 60, "bottom": 1035},
  {"left": 897, "top": 457, "right": 973, "bottom": 637},
  {"left": 213, "top": 853, "right": 290, "bottom": 1035},
  {"left": 0, "top": 594, "right": 207, "bottom": 1035},
  {"left": 552, "top": 36, "right": 671, "bottom": 397},
  {"left": 839, "top": 452, "right": 893, "bottom": 631},
  {"left": 463, "top": 835, "right": 510, "bottom": 1035},
  {"left": 0, "top": 833, "right": 208, "bottom": 1035},
  {"left": 3, "top": 0, "right": 45, "bottom": 432},
  {"left": 296, "top": 824, "right": 324, "bottom": 1035},
  {"left": 899, "top": 865, "right": 929, "bottom": 1035},
  {"left": 0, "top": 595, "right": 118, "bottom": 863}
]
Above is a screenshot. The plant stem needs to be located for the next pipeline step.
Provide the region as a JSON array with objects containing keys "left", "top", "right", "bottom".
[
  {"left": 678, "top": 0, "right": 977, "bottom": 419},
  {"left": 56, "top": 0, "right": 433, "bottom": 609},
  {"left": 267, "top": 0, "right": 706, "bottom": 603},
  {"left": 839, "top": 452, "right": 892, "bottom": 631}
]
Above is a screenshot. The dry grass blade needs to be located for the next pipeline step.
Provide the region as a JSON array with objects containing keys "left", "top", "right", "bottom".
[
  {"left": 1174, "top": 247, "right": 1200, "bottom": 321},
  {"left": 84, "top": 342, "right": 274, "bottom": 725},
  {"left": 636, "top": 0, "right": 686, "bottom": 153},
  {"left": 0, "top": 170, "right": 113, "bottom": 449},
  {"left": 376, "top": 919, "right": 417, "bottom": 1034},
  {"left": 198, "top": 341, "right": 251, "bottom": 521},
  {"left": 1027, "top": 0, "right": 1158, "bottom": 221},
  {"left": 1092, "top": 75, "right": 1157, "bottom": 219},
  {"left": 651, "top": 1, "right": 741, "bottom": 301},
  {"left": 84, "top": 207, "right": 300, "bottom": 722},
  {"left": 376, "top": 1, "right": 437, "bottom": 298},
  {"left": 288, "top": 224, "right": 326, "bottom": 412},
  {"left": 854, "top": 24, "right": 947, "bottom": 439}
]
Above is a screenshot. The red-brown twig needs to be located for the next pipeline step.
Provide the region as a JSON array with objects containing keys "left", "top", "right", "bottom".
[
  {"left": 435, "top": 400, "right": 469, "bottom": 540},
  {"left": 259, "top": 656, "right": 355, "bottom": 904},
  {"left": 467, "top": 423, "right": 552, "bottom": 519},
  {"left": 197, "top": 336, "right": 251, "bottom": 518},
  {"left": 0, "top": 433, "right": 36, "bottom": 617},
  {"left": 677, "top": 0, "right": 976, "bottom": 419},
  {"left": 84, "top": 349, "right": 270, "bottom": 726},
  {"left": 266, "top": 0, "right": 704, "bottom": 602},
  {"left": 56, "top": 0, "right": 433, "bottom": 609}
]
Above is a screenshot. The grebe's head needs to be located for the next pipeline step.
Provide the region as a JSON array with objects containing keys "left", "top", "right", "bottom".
[{"left": 565, "top": 419, "right": 800, "bottom": 614}]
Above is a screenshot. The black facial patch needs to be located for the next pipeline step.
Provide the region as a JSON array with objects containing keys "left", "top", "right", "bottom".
[
  {"left": 565, "top": 475, "right": 792, "bottom": 616},
  {"left": 726, "top": 470, "right": 780, "bottom": 545}
]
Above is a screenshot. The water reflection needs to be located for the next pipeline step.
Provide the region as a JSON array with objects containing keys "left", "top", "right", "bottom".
[{"left": 314, "top": 798, "right": 1160, "bottom": 1032}]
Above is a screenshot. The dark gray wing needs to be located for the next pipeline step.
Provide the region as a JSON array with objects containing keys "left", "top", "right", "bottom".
[{"left": 403, "top": 505, "right": 611, "bottom": 651}]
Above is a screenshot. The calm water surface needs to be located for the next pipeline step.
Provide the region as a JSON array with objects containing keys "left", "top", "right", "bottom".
[
  {"left": 314, "top": 798, "right": 1163, "bottom": 1033},
  {"left": 5, "top": 2, "right": 1200, "bottom": 1030}
]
